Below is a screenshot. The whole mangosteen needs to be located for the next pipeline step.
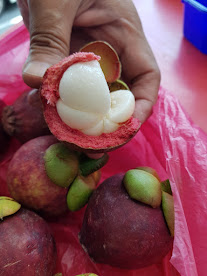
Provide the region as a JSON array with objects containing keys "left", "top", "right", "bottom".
[
  {"left": 0, "top": 198, "right": 56, "bottom": 276},
  {"left": 7, "top": 135, "right": 108, "bottom": 217},
  {"left": 2, "top": 89, "right": 50, "bottom": 144},
  {"left": 79, "top": 171, "right": 174, "bottom": 270}
]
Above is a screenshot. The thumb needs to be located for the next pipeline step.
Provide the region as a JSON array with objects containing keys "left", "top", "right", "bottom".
[{"left": 23, "top": 0, "right": 82, "bottom": 88}]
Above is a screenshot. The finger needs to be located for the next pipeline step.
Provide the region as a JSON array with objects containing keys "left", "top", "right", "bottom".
[
  {"left": 74, "top": 0, "right": 160, "bottom": 124},
  {"left": 22, "top": 0, "right": 82, "bottom": 88},
  {"left": 17, "top": 0, "right": 29, "bottom": 28},
  {"left": 131, "top": 67, "right": 160, "bottom": 123},
  {"left": 88, "top": 22, "right": 160, "bottom": 123},
  {"left": 119, "top": 23, "right": 160, "bottom": 123}
]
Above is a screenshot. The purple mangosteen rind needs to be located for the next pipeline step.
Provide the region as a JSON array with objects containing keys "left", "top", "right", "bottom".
[
  {"left": 0, "top": 99, "right": 10, "bottom": 159},
  {"left": 1, "top": 89, "right": 50, "bottom": 143},
  {"left": 7, "top": 135, "right": 69, "bottom": 218},
  {"left": 0, "top": 208, "right": 57, "bottom": 275},
  {"left": 79, "top": 173, "right": 173, "bottom": 270}
]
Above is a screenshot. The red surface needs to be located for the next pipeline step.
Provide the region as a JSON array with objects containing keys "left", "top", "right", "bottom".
[{"left": 133, "top": 0, "right": 207, "bottom": 133}]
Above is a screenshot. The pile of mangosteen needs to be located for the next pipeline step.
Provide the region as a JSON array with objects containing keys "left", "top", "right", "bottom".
[{"left": 0, "top": 41, "right": 174, "bottom": 276}]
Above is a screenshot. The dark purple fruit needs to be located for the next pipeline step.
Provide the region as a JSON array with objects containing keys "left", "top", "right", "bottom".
[
  {"left": 7, "top": 135, "right": 68, "bottom": 218},
  {"left": 2, "top": 89, "right": 50, "bottom": 143},
  {"left": 0, "top": 208, "right": 56, "bottom": 275},
  {"left": 79, "top": 174, "right": 173, "bottom": 270}
]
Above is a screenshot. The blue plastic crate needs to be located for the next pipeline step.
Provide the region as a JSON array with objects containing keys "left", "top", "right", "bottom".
[
  {"left": 182, "top": 0, "right": 207, "bottom": 54},
  {"left": 195, "top": 0, "right": 207, "bottom": 6}
]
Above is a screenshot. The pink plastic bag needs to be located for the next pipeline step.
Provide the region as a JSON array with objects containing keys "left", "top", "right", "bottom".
[{"left": 1, "top": 24, "right": 207, "bottom": 276}]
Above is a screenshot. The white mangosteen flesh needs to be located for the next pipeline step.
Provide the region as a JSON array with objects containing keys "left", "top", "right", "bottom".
[{"left": 56, "top": 60, "right": 135, "bottom": 136}]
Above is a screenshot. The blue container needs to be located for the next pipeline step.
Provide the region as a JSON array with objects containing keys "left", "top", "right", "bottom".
[
  {"left": 182, "top": 0, "right": 207, "bottom": 54},
  {"left": 195, "top": 0, "right": 207, "bottom": 6}
]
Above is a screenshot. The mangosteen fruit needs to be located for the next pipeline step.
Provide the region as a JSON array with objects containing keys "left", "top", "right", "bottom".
[
  {"left": 2, "top": 89, "right": 50, "bottom": 143},
  {"left": 7, "top": 135, "right": 108, "bottom": 217},
  {"left": 0, "top": 99, "right": 10, "bottom": 160},
  {"left": 0, "top": 197, "right": 56, "bottom": 276},
  {"left": 79, "top": 171, "right": 174, "bottom": 270},
  {"left": 7, "top": 135, "right": 71, "bottom": 217},
  {"left": 40, "top": 41, "right": 140, "bottom": 154}
]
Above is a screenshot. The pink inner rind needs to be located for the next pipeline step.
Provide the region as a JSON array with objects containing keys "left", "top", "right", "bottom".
[{"left": 41, "top": 52, "right": 140, "bottom": 152}]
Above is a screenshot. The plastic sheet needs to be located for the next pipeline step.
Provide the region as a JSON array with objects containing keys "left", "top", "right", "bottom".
[{"left": 1, "top": 24, "right": 207, "bottom": 276}]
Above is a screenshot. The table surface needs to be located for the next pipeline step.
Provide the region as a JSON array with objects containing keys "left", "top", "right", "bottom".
[
  {"left": 1, "top": 0, "right": 207, "bottom": 133},
  {"left": 133, "top": 0, "right": 207, "bottom": 133}
]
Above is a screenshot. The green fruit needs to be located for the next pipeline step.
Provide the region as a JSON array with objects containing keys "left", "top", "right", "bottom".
[
  {"left": 136, "top": 166, "right": 161, "bottom": 181},
  {"left": 123, "top": 169, "right": 162, "bottom": 208},
  {"left": 162, "top": 191, "right": 175, "bottom": 236},
  {"left": 161, "top": 179, "right": 172, "bottom": 195},
  {"left": 67, "top": 175, "right": 96, "bottom": 211},
  {"left": 44, "top": 143, "right": 79, "bottom": 187},
  {"left": 0, "top": 197, "right": 21, "bottom": 219},
  {"left": 79, "top": 153, "right": 109, "bottom": 177}
]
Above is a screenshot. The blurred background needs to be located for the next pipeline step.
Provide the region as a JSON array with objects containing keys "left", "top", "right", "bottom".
[{"left": 0, "top": 0, "right": 21, "bottom": 34}]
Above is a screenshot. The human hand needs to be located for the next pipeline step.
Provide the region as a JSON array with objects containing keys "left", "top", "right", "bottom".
[{"left": 18, "top": 0, "right": 160, "bottom": 124}]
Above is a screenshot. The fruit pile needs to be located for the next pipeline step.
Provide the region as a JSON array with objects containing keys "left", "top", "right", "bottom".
[{"left": 0, "top": 41, "right": 175, "bottom": 276}]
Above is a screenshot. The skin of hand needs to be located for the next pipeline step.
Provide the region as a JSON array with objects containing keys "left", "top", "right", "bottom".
[{"left": 17, "top": 0, "right": 160, "bottom": 125}]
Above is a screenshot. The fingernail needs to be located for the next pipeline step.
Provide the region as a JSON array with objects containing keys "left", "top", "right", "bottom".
[
  {"left": 23, "top": 61, "right": 51, "bottom": 78},
  {"left": 22, "top": 61, "right": 52, "bottom": 88}
]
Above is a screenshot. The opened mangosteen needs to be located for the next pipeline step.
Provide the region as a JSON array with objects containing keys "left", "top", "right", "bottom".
[
  {"left": 79, "top": 168, "right": 174, "bottom": 270},
  {"left": 7, "top": 135, "right": 108, "bottom": 217},
  {"left": 2, "top": 89, "right": 50, "bottom": 144},
  {"left": 0, "top": 197, "right": 56, "bottom": 275},
  {"left": 40, "top": 41, "right": 140, "bottom": 153}
]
